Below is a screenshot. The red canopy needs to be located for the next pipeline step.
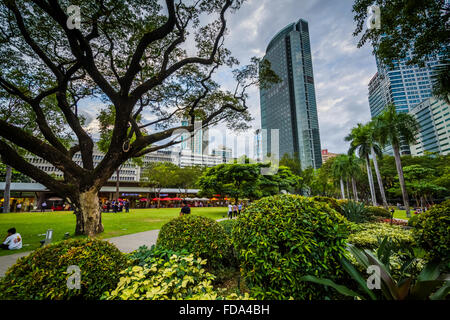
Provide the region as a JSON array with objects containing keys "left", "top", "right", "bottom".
[
  {"left": 160, "top": 197, "right": 172, "bottom": 201},
  {"left": 152, "top": 198, "right": 160, "bottom": 201},
  {"left": 172, "top": 197, "right": 182, "bottom": 201},
  {"left": 139, "top": 198, "right": 148, "bottom": 202}
]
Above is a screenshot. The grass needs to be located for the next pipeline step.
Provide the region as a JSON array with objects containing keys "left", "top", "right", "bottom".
[
  {"left": 393, "top": 210, "right": 411, "bottom": 220},
  {"left": 0, "top": 207, "right": 227, "bottom": 256}
]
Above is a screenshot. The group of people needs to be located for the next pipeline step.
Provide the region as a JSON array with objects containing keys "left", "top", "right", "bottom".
[
  {"left": 102, "top": 200, "right": 130, "bottom": 213},
  {"left": 227, "top": 203, "right": 244, "bottom": 219}
]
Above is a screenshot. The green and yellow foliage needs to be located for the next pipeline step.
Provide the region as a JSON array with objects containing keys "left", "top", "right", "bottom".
[
  {"left": 413, "top": 200, "right": 450, "bottom": 263},
  {"left": 0, "top": 239, "right": 128, "bottom": 300},
  {"left": 347, "top": 223, "right": 415, "bottom": 250},
  {"left": 157, "top": 215, "right": 233, "bottom": 269},
  {"left": 232, "top": 194, "right": 349, "bottom": 300}
]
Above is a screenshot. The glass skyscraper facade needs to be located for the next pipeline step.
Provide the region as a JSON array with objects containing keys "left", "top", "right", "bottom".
[
  {"left": 260, "top": 19, "right": 322, "bottom": 169},
  {"left": 368, "top": 52, "right": 445, "bottom": 154},
  {"left": 409, "top": 97, "right": 450, "bottom": 156}
]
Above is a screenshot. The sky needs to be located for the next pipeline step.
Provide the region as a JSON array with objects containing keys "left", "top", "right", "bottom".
[
  {"left": 215, "top": 0, "right": 378, "bottom": 156},
  {"left": 80, "top": 0, "right": 378, "bottom": 158}
]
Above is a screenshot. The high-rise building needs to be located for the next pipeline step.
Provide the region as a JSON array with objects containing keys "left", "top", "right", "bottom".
[
  {"left": 368, "top": 52, "right": 445, "bottom": 155},
  {"left": 211, "top": 145, "right": 232, "bottom": 164},
  {"left": 180, "top": 119, "right": 208, "bottom": 155},
  {"left": 409, "top": 97, "right": 450, "bottom": 156},
  {"left": 368, "top": 55, "right": 439, "bottom": 118},
  {"left": 254, "top": 129, "right": 263, "bottom": 162},
  {"left": 259, "top": 19, "right": 322, "bottom": 169}
]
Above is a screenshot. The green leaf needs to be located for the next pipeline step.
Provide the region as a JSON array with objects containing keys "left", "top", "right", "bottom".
[{"left": 299, "top": 275, "right": 364, "bottom": 299}]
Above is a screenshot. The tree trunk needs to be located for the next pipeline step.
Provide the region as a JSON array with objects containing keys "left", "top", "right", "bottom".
[
  {"left": 340, "top": 178, "right": 345, "bottom": 199},
  {"left": 352, "top": 176, "right": 358, "bottom": 202},
  {"left": 75, "top": 187, "right": 104, "bottom": 237},
  {"left": 115, "top": 167, "right": 120, "bottom": 202},
  {"left": 365, "top": 155, "right": 377, "bottom": 206},
  {"left": 3, "top": 165, "right": 12, "bottom": 213},
  {"left": 392, "top": 144, "right": 410, "bottom": 217},
  {"left": 371, "top": 147, "right": 388, "bottom": 209},
  {"left": 157, "top": 189, "right": 161, "bottom": 209},
  {"left": 346, "top": 178, "right": 351, "bottom": 200}
]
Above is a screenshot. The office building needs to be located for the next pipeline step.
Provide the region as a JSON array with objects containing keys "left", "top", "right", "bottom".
[
  {"left": 260, "top": 19, "right": 323, "bottom": 169},
  {"left": 409, "top": 97, "right": 450, "bottom": 156}
]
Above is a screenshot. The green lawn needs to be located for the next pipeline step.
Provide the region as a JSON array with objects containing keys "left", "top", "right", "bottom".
[
  {"left": 393, "top": 210, "right": 411, "bottom": 220},
  {"left": 0, "top": 207, "right": 227, "bottom": 256}
]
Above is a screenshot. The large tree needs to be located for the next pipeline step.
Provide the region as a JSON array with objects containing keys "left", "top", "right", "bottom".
[
  {"left": 374, "top": 104, "right": 420, "bottom": 217},
  {"left": 0, "top": 0, "right": 277, "bottom": 236},
  {"left": 346, "top": 122, "right": 388, "bottom": 208},
  {"left": 352, "top": 0, "right": 450, "bottom": 100}
]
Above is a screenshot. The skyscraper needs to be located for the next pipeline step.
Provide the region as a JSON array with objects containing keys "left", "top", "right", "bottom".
[
  {"left": 409, "top": 97, "right": 450, "bottom": 156},
  {"left": 368, "top": 51, "right": 445, "bottom": 155},
  {"left": 260, "top": 19, "right": 322, "bottom": 170}
]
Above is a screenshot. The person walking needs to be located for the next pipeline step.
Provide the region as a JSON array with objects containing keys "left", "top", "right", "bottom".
[
  {"left": 125, "top": 200, "right": 130, "bottom": 213},
  {"left": 233, "top": 204, "right": 238, "bottom": 218},
  {"left": 238, "top": 203, "right": 242, "bottom": 216},
  {"left": 41, "top": 201, "right": 47, "bottom": 212},
  {"left": 228, "top": 203, "right": 233, "bottom": 219}
]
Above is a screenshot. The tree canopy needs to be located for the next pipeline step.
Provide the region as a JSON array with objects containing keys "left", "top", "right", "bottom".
[{"left": 0, "top": 0, "right": 279, "bottom": 236}]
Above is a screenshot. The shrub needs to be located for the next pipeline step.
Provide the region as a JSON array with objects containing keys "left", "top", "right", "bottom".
[
  {"left": 347, "top": 223, "right": 415, "bottom": 250},
  {"left": 413, "top": 200, "right": 450, "bottom": 263},
  {"left": 0, "top": 239, "right": 128, "bottom": 300},
  {"left": 128, "top": 245, "right": 190, "bottom": 267},
  {"left": 380, "top": 218, "right": 408, "bottom": 226},
  {"left": 312, "top": 196, "right": 343, "bottom": 213},
  {"left": 103, "top": 251, "right": 254, "bottom": 300},
  {"left": 408, "top": 214, "right": 420, "bottom": 227},
  {"left": 157, "top": 215, "right": 232, "bottom": 269},
  {"left": 103, "top": 253, "right": 217, "bottom": 300},
  {"left": 218, "top": 219, "right": 236, "bottom": 237},
  {"left": 233, "top": 194, "right": 349, "bottom": 300},
  {"left": 341, "top": 201, "right": 370, "bottom": 223},
  {"left": 366, "top": 206, "right": 392, "bottom": 219}
]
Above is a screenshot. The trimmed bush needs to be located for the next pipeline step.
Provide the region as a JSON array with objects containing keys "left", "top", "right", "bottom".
[
  {"left": 103, "top": 252, "right": 253, "bottom": 300},
  {"left": 218, "top": 219, "right": 236, "bottom": 237},
  {"left": 128, "top": 245, "right": 190, "bottom": 267},
  {"left": 347, "top": 223, "right": 415, "bottom": 250},
  {"left": 157, "top": 215, "right": 232, "bottom": 269},
  {"left": 233, "top": 194, "right": 349, "bottom": 300},
  {"left": 366, "top": 206, "right": 392, "bottom": 219},
  {"left": 408, "top": 213, "right": 420, "bottom": 227},
  {"left": 103, "top": 254, "right": 216, "bottom": 300},
  {"left": 0, "top": 239, "right": 128, "bottom": 300},
  {"left": 413, "top": 200, "right": 450, "bottom": 263},
  {"left": 312, "top": 196, "right": 343, "bottom": 213}
]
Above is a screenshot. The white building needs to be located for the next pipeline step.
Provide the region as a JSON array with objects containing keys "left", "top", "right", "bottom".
[{"left": 409, "top": 97, "right": 450, "bottom": 156}]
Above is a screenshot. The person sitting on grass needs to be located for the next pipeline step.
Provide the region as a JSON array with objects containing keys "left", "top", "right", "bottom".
[
  {"left": 180, "top": 201, "right": 191, "bottom": 216},
  {"left": 1, "top": 228, "right": 22, "bottom": 250}
]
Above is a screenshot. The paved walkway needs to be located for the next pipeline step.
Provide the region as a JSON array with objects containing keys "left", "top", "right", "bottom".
[{"left": 0, "top": 217, "right": 233, "bottom": 277}]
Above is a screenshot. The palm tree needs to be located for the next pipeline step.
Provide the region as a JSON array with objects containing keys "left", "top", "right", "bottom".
[
  {"left": 345, "top": 124, "right": 377, "bottom": 206},
  {"left": 347, "top": 154, "right": 363, "bottom": 202},
  {"left": 331, "top": 155, "right": 350, "bottom": 200},
  {"left": 373, "top": 104, "right": 420, "bottom": 217}
]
